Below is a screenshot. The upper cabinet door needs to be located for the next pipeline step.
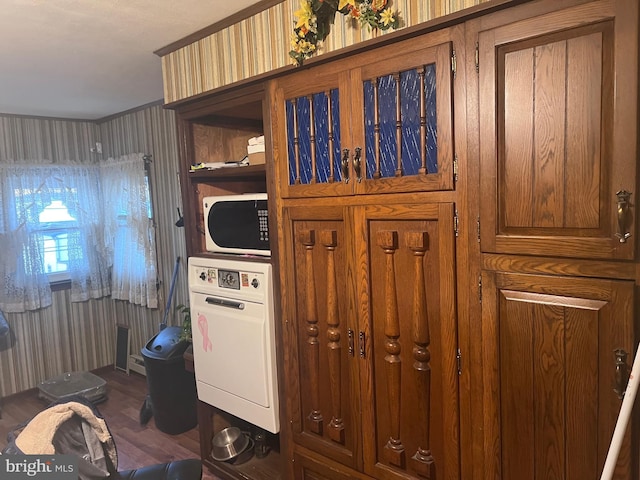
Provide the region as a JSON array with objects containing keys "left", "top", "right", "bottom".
[
  {"left": 273, "top": 66, "right": 355, "bottom": 199},
  {"left": 349, "top": 36, "right": 456, "bottom": 195},
  {"left": 273, "top": 28, "right": 458, "bottom": 199},
  {"left": 478, "top": 1, "right": 637, "bottom": 259}
]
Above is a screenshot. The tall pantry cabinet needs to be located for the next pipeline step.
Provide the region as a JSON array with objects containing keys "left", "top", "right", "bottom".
[
  {"left": 468, "top": 0, "right": 638, "bottom": 479},
  {"left": 269, "top": 25, "right": 466, "bottom": 480}
]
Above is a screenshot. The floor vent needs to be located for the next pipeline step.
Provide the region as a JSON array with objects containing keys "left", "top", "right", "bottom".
[{"left": 129, "top": 354, "right": 146, "bottom": 376}]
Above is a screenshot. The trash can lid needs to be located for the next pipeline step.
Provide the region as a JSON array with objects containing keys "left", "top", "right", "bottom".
[{"left": 142, "top": 326, "right": 188, "bottom": 360}]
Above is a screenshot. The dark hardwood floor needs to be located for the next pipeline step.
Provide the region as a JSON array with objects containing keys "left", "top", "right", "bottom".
[{"left": 0, "top": 368, "right": 220, "bottom": 480}]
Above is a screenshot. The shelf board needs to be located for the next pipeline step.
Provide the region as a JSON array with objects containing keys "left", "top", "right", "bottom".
[{"left": 189, "top": 164, "right": 266, "bottom": 180}]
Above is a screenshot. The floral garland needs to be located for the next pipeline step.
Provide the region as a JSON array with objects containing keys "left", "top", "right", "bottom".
[{"left": 290, "top": 0, "right": 400, "bottom": 67}]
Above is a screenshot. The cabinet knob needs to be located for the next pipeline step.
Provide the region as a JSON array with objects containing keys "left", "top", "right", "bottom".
[
  {"left": 353, "top": 147, "right": 362, "bottom": 183},
  {"left": 348, "top": 329, "right": 354, "bottom": 357},
  {"left": 341, "top": 148, "right": 350, "bottom": 184},
  {"left": 614, "top": 348, "right": 629, "bottom": 399},
  {"left": 359, "top": 331, "right": 366, "bottom": 358},
  {"left": 616, "top": 190, "right": 632, "bottom": 243}
]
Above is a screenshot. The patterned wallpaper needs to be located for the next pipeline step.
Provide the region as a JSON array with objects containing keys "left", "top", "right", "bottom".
[
  {"left": 0, "top": 105, "right": 187, "bottom": 397},
  {"left": 161, "top": 0, "right": 492, "bottom": 103}
]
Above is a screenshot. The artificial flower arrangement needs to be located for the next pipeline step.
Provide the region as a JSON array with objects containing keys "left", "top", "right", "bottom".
[{"left": 290, "top": 0, "right": 400, "bottom": 67}]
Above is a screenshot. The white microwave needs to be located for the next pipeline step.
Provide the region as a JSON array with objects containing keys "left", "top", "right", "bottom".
[{"left": 203, "top": 193, "right": 270, "bottom": 256}]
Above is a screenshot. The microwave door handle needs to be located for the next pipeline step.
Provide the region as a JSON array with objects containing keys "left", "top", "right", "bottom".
[{"left": 205, "top": 297, "right": 245, "bottom": 310}]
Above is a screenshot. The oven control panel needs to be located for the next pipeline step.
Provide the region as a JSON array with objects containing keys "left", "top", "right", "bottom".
[{"left": 190, "top": 263, "right": 268, "bottom": 302}]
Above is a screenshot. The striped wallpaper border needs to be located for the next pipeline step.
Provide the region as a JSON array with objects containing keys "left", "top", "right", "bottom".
[{"left": 161, "top": 0, "right": 492, "bottom": 103}]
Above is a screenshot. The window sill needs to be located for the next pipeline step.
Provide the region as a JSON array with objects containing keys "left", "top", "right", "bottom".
[{"left": 50, "top": 279, "right": 71, "bottom": 292}]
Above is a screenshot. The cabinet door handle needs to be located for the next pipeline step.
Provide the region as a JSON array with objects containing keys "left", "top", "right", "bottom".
[
  {"left": 359, "top": 331, "right": 366, "bottom": 358},
  {"left": 341, "top": 148, "right": 350, "bottom": 184},
  {"left": 614, "top": 348, "right": 630, "bottom": 399},
  {"left": 348, "top": 329, "right": 354, "bottom": 357},
  {"left": 616, "top": 190, "right": 632, "bottom": 243},
  {"left": 353, "top": 147, "right": 362, "bottom": 183}
]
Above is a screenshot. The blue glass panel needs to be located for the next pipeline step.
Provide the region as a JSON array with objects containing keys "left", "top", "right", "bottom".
[
  {"left": 296, "top": 96, "right": 312, "bottom": 184},
  {"left": 425, "top": 64, "right": 437, "bottom": 173},
  {"left": 286, "top": 100, "right": 296, "bottom": 185},
  {"left": 364, "top": 80, "right": 375, "bottom": 179},
  {"left": 362, "top": 64, "right": 439, "bottom": 180},
  {"left": 400, "top": 69, "right": 421, "bottom": 176},
  {"left": 313, "top": 92, "right": 330, "bottom": 183},
  {"left": 286, "top": 89, "right": 341, "bottom": 186},
  {"left": 378, "top": 74, "right": 398, "bottom": 178},
  {"left": 331, "top": 89, "right": 342, "bottom": 182}
]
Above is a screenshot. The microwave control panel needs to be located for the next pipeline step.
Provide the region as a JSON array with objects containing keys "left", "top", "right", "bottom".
[{"left": 258, "top": 209, "right": 269, "bottom": 243}]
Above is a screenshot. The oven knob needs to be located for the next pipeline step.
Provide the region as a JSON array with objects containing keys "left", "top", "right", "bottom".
[
  {"left": 251, "top": 278, "right": 260, "bottom": 289},
  {"left": 199, "top": 272, "right": 206, "bottom": 281}
]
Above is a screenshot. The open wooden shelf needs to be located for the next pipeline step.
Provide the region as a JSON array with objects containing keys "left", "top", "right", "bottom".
[{"left": 188, "top": 164, "right": 266, "bottom": 180}]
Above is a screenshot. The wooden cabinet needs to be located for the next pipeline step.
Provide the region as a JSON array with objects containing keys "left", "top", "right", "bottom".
[
  {"left": 470, "top": 0, "right": 639, "bottom": 479},
  {"left": 281, "top": 200, "right": 460, "bottom": 480},
  {"left": 356, "top": 202, "right": 459, "bottom": 480},
  {"left": 167, "top": 0, "right": 638, "bottom": 479},
  {"left": 477, "top": 0, "right": 637, "bottom": 260},
  {"left": 271, "top": 26, "right": 465, "bottom": 480},
  {"left": 272, "top": 27, "right": 458, "bottom": 199},
  {"left": 174, "top": 84, "right": 285, "bottom": 480},
  {"left": 281, "top": 204, "right": 360, "bottom": 469},
  {"left": 480, "top": 270, "right": 635, "bottom": 480}
]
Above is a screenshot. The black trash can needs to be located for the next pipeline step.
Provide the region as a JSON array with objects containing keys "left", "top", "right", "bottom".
[{"left": 141, "top": 326, "right": 197, "bottom": 434}]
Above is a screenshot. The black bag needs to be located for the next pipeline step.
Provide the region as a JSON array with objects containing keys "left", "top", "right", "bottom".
[{"left": 1, "top": 396, "right": 118, "bottom": 480}]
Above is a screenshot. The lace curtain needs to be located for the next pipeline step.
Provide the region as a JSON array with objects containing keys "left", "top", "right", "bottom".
[
  {"left": 100, "top": 154, "right": 158, "bottom": 308},
  {"left": 0, "top": 163, "right": 111, "bottom": 312},
  {"left": 0, "top": 155, "right": 158, "bottom": 312}
]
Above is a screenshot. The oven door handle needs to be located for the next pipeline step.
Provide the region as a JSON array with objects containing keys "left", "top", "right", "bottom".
[{"left": 205, "top": 296, "right": 245, "bottom": 310}]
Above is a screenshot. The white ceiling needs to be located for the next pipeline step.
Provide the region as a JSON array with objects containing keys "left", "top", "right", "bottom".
[{"left": 0, "top": 0, "right": 263, "bottom": 120}]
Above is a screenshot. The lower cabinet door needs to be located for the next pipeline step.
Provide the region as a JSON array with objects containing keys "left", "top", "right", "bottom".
[
  {"left": 282, "top": 204, "right": 361, "bottom": 469},
  {"left": 481, "top": 271, "right": 635, "bottom": 480},
  {"left": 357, "top": 203, "right": 460, "bottom": 480}
]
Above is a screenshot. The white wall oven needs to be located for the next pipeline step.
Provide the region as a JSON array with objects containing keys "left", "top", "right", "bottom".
[{"left": 188, "top": 256, "right": 279, "bottom": 433}]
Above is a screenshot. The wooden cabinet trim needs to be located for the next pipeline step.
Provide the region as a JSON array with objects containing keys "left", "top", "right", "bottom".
[{"left": 482, "top": 253, "right": 636, "bottom": 280}]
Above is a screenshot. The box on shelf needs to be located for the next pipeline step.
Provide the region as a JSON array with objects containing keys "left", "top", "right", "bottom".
[
  {"left": 248, "top": 151, "right": 266, "bottom": 165},
  {"left": 247, "top": 142, "right": 266, "bottom": 165}
]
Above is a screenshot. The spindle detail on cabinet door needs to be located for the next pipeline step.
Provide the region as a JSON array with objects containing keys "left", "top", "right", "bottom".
[
  {"left": 281, "top": 201, "right": 460, "bottom": 480},
  {"left": 282, "top": 205, "right": 360, "bottom": 470},
  {"left": 273, "top": 30, "right": 458, "bottom": 199},
  {"left": 357, "top": 202, "right": 459, "bottom": 480},
  {"left": 322, "top": 229, "right": 347, "bottom": 444}
]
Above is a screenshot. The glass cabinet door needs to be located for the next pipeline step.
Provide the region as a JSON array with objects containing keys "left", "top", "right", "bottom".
[
  {"left": 273, "top": 34, "right": 456, "bottom": 199},
  {"left": 351, "top": 40, "right": 455, "bottom": 195},
  {"left": 274, "top": 69, "right": 354, "bottom": 199}
]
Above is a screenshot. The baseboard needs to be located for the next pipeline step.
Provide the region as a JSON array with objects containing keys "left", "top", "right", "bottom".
[{"left": 128, "top": 354, "right": 146, "bottom": 376}]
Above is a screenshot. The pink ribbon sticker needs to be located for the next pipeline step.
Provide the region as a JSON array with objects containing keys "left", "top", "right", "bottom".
[{"left": 198, "top": 313, "right": 212, "bottom": 352}]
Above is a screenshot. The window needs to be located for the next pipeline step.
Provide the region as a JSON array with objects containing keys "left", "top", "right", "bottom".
[
  {"left": 37, "top": 200, "right": 80, "bottom": 282},
  {"left": 0, "top": 156, "right": 157, "bottom": 312}
]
